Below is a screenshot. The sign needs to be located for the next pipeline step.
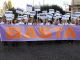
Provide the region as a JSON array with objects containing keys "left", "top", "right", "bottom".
[
  {"left": 5, "top": 11, "right": 14, "bottom": 20},
  {"left": 0, "top": 25, "right": 80, "bottom": 41},
  {"left": 30, "top": 11, "right": 36, "bottom": 17},
  {"left": 23, "top": 15, "right": 28, "bottom": 20},
  {"left": 5, "top": 11, "right": 13, "bottom": 16},
  {"left": 65, "top": 13, "right": 70, "bottom": 17},
  {"left": 6, "top": 16, "right": 13, "bottom": 20},
  {"left": 49, "top": 9, "right": 54, "bottom": 13},
  {"left": 37, "top": 14, "right": 40, "bottom": 18},
  {"left": 16, "top": 8, "right": 23, "bottom": 14},
  {"left": 62, "top": 15, "right": 69, "bottom": 20},
  {"left": 26, "top": 4, "right": 32, "bottom": 12},
  {"left": 74, "top": 12, "right": 80, "bottom": 17},
  {"left": 71, "top": 15, "right": 77, "bottom": 20},
  {"left": 35, "top": 9, "right": 40, "bottom": 11},
  {"left": 34, "top": 6, "right": 40, "bottom": 11},
  {"left": 39, "top": 13, "right": 46, "bottom": 20},
  {"left": 18, "top": 16, "right": 23, "bottom": 20},
  {"left": 42, "top": 11, "right": 47, "bottom": 13},
  {"left": 54, "top": 13, "right": 62, "bottom": 19},
  {"left": 47, "top": 13, "right": 53, "bottom": 19},
  {"left": 54, "top": 11, "right": 62, "bottom": 19}
]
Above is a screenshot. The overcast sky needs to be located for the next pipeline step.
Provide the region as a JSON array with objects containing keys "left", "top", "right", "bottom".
[{"left": 0, "top": 0, "right": 72, "bottom": 10}]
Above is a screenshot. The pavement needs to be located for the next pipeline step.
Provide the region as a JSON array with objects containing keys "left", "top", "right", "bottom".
[{"left": 0, "top": 41, "right": 80, "bottom": 60}]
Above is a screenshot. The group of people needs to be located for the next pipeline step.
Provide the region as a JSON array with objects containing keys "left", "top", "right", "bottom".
[{"left": 0, "top": 16, "right": 80, "bottom": 25}]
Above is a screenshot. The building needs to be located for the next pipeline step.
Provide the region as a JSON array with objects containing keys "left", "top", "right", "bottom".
[{"left": 70, "top": 0, "right": 80, "bottom": 13}]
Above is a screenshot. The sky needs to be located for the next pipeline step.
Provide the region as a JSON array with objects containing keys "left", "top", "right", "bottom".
[{"left": 0, "top": 0, "right": 72, "bottom": 10}]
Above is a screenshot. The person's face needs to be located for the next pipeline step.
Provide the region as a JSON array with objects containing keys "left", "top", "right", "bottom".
[
  {"left": 38, "top": 20, "right": 41, "bottom": 23},
  {"left": 46, "top": 20, "right": 48, "bottom": 23},
  {"left": 28, "top": 19, "right": 32, "bottom": 23},
  {"left": 14, "top": 20, "right": 17, "bottom": 23},
  {"left": 24, "top": 19, "right": 28, "bottom": 23},
  {"left": 0, "top": 18, "right": 2, "bottom": 22},
  {"left": 22, "top": 19, "right": 26, "bottom": 22},
  {"left": 6, "top": 20, "right": 10, "bottom": 24},
  {"left": 63, "top": 20, "right": 66, "bottom": 23},
  {"left": 18, "top": 20, "right": 21, "bottom": 22},
  {"left": 72, "top": 20, "right": 75, "bottom": 24}
]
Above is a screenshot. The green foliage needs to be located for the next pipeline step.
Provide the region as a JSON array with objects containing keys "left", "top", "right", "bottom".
[
  {"left": 7, "top": 1, "right": 13, "bottom": 10},
  {"left": 3, "top": 1, "right": 8, "bottom": 11}
]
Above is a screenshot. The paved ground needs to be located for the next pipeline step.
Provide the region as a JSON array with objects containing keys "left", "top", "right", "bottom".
[{"left": 0, "top": 41, "right": 80, "bottom": 60}]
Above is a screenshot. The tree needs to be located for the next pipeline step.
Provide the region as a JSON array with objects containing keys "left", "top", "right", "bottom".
[
  {"left": 7, "top": 0, "right": 13, "bottom": 10},
  {"left": 0, "top": 9, "right": 4, "bottom": 15},
  {"left": 2, "top": 0, "right": 13, "bottom": 15},
  {"left": 3, "top": 1, "right": 8, "bottom": 12},
  {"left": 41, "top": 5, "right": 66, "bottom": 15}
]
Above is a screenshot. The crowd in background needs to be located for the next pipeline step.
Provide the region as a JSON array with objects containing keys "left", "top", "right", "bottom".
[{"left": 0, "top": 16, "right": 80, "bottom": 25}]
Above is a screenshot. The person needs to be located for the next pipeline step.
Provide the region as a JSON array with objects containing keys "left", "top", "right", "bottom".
[
  {"left": 65, "top": 20, "right": 69, "bottom": 25},
  {"left": 78, "top": 17, "right": 80, "bottom": 25},
  {"left": 76, "top": 19, "right": 78, "bottom": 25},
  {"left": 0, "top": 17, "right": 4, "bottom": 24},
  {"left": 2, "top": 16, "right": 7, "bottom": 24},
  {"left": 45, "top": 20, "right": 50, "bottom": 25},
  {"left": 62, "top": 19, "right": 68, "bottom": 25},
  {"left": 58, "top": 19, "right": 63, "bottom": 25},
  {"left": 17, "top": 19, "right": 24, "bottom": 24},
  {"left": 6, "top": 20, "right": 12, "bottom": 24},
  {"left": 53, "top": 19, "right": 58, "bottom": 25},
  {"left": 70, "top": 19, "right": 76, "bottom": 25},
  {"left": 23, "top": 19, "right": 28, "bottom": 25},
  {"left": 33, "top": 20, "right": 38, "bottom": 25},
  {"left": 38, "top": 19, "right": 44, "bottom": 25},
  {"left": 27, "top": 18, "right": 33, "bottom": 25},
  {"left": 12, "top": 19, "right": 18, "bottom": 25}
]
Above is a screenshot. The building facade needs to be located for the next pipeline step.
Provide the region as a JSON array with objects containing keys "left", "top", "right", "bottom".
[{"left": 70, "top": 0, "right": 80, "bottom": 13}]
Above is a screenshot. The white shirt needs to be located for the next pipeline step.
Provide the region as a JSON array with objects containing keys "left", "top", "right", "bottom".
[
  {"left": 11, "top": 23, "right": 20, "bottom": 25},
  {"left": 46, "top": 23, "right": 50, "bottom": 25},
  {"left": 17, "top": 22, "right": 24, "bottom": 24},
  {"left": 39, "top": 23, "right": 44, "bottom": 25},
  {"left": 62, "top": 23, "right": 68, "bottom": 25},
  {"left": 0, "top": 22, "right": 4, "bottom": 24},
  {"left": 69, "top": 23, "right": 76, "bottom": 25},
  {"left": 65, "top": 23, "right": 69, "bottom": 25},
  {"left": 28, "top": 23, "right": 32, "bottom": 25},
  {"left": 58, "top": 23, "right": 63, "bottom": 26}
]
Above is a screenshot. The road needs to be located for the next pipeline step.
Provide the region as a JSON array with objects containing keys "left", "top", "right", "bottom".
[{"left": 0, "top": 41, "right": 80, "bottom": 60}]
